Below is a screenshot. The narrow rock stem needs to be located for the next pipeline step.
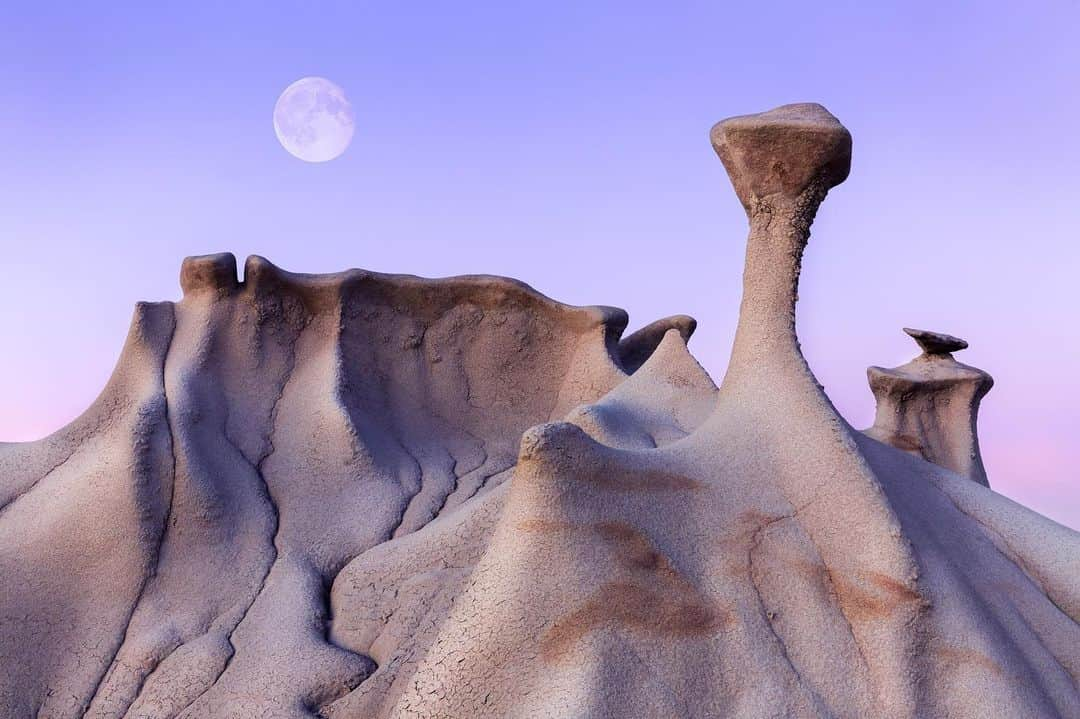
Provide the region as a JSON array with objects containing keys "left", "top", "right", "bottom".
[{"left": 728, "top": 182, "right": 828, "bottom": 374}]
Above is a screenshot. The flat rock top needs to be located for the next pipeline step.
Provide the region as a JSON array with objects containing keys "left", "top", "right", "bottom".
[
  {"left": 722, "top": 102, "right": 846, "bottom": 129},
  {"left": 904, "top": 327, "right": 969, "bottom": 355},
  {"left": 710, "top": 102, "right": 852, "bottom": 206}
]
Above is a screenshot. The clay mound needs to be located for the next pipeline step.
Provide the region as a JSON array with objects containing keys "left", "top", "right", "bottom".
[{"left": 2, "top": 103, "right": 1078, "bottom": 719}]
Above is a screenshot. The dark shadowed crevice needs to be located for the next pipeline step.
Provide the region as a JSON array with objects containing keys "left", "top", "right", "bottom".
[
  {"left": 309, "top": 573, "right": 379, "bottom": 716},
  {"left": 83, "top": 303, "right": 179, "bottom": 718},
  {"left": 431, "top": 440, "right": 488, "bottom": 519},
  {"left": 173, "top": 313, "right": 306, "bottom": 715}
]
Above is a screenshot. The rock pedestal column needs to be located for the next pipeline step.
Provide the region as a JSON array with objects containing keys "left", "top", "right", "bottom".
[{"left": 865, "top": 328, "right": 994, "bottom": 486}]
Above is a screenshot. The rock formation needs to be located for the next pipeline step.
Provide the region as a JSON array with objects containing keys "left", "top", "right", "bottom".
[
  {"left": 865, "top": 328, "right": 994, "bottom": 486},
  {"left": 1, "top": 103, "right": 1077, "bottom": 719}
]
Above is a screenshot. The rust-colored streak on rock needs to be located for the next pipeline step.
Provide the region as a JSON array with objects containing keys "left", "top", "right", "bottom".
[
  {"left": 515, "top": 518, "right": 575, "bottom": 534},
  {"left": 790, "top": 559, "right": 928, "bottom": 623},
  {"left": 532, "top": 520, "right": 727, "bottom": 663},
  {"left": 890, "top": 434, "right": 923, "bottom": 452},
  {"left": 834, "top": 571, "right": 928, "bottom": 623},
  {"left": 540, "top": 581, "right": 726, "bottom": 664},
  {"left": 580, "top": 469, "right": 701, "bottom": 493},
  {"left": 933, "top": 646, "right": 1008, "bottom": 679}
]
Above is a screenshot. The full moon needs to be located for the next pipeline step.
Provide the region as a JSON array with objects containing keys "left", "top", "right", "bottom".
[{"left": 273, "top": 77, "right": 355, "bottom": 163}]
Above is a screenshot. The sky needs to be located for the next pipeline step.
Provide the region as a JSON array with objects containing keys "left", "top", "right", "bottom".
[{"left": 1, "top": 1, "right": 1077, "bottom": 529}]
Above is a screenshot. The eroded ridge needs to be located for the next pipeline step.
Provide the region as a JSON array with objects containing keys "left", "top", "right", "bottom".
[{"left": 2, "top": 103, "right": 1078, "bottom": 719}]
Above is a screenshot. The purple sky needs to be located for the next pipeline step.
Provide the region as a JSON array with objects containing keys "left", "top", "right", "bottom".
[{"left": 2, "top": 2, "right": 1077, "bottom": 529}]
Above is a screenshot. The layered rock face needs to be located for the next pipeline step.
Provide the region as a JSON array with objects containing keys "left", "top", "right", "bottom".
[{"left": 2, "top": 104, "right": 1078, "bottom": 719}]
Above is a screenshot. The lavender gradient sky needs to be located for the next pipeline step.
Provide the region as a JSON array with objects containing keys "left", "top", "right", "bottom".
[{"left": 1, "top": 2, "right": 1077, "bottom": 528}]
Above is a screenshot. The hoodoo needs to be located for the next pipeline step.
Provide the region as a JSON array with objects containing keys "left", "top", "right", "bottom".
[
  {"left": 865, "top": 328, "right": 994, "bottom": 486},
  {"left": 1, "top": 104, "right": 1077, "bottom": 719}
]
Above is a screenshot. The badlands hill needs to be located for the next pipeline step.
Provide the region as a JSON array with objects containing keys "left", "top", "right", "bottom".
[{"left": 1, "top": 104, "right": 1078, "bottom": 719}]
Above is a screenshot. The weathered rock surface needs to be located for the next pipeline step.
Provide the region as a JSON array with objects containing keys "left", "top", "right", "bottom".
[
  {"left": 865, "top": 328, "right": 994, "bottom": 486},
  {"left": 1, "top": 103, "right": 1077, "bottom": 718}
]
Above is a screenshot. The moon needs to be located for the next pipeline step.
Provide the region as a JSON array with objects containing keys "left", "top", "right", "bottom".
[{"left": 273, "top": 77, "right": 355, "bottom": 163}]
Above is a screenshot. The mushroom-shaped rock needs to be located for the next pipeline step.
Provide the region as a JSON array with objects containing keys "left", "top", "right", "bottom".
[
  {"left": 712, "top": 103, "right": 853, "bottom": 373},
  {"left": 864, "top": 329, "right": 994, "bottom": 485},
  {"left": 904, "top": 327, "right": 968, "bottom": 355}
]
